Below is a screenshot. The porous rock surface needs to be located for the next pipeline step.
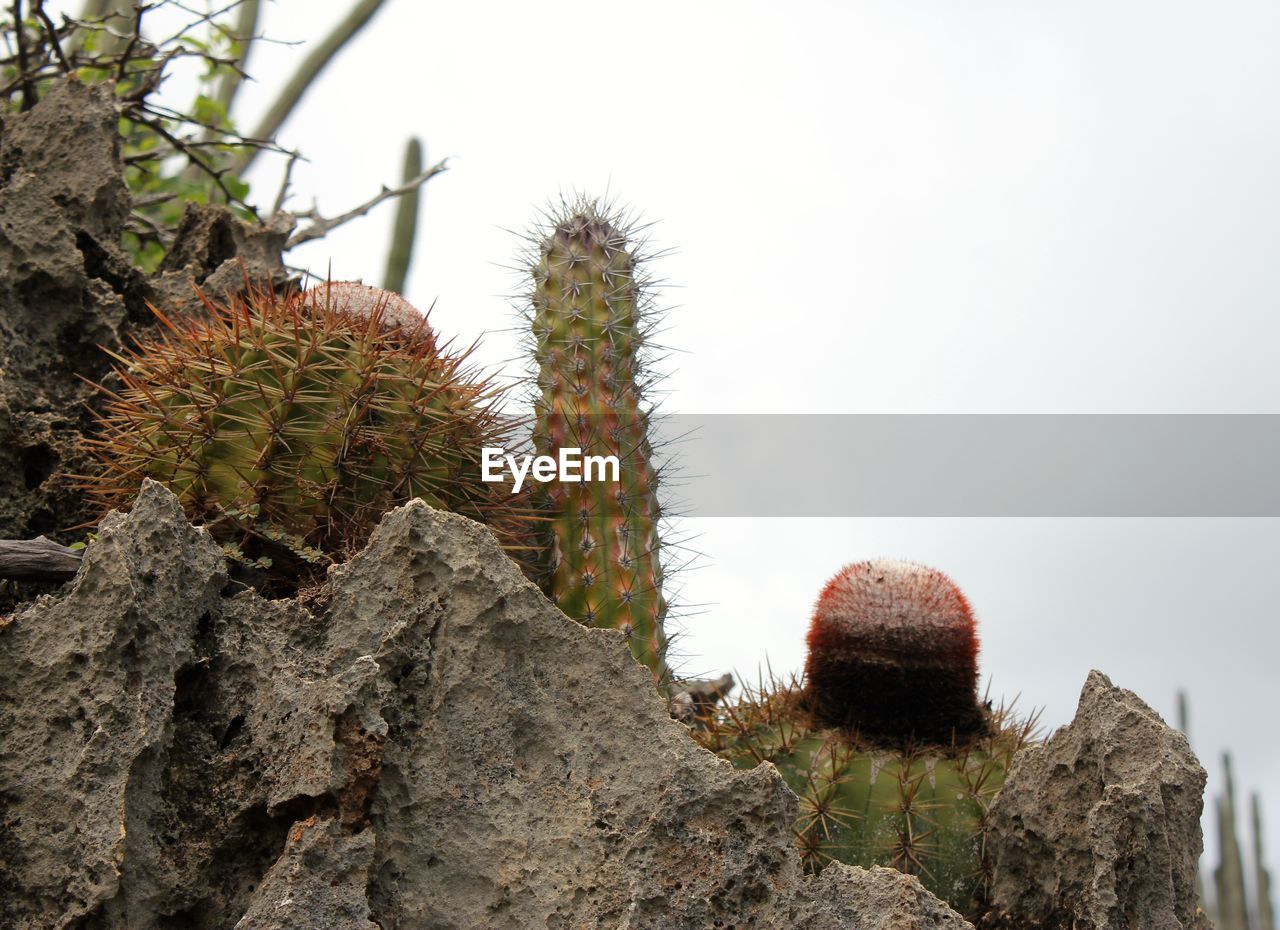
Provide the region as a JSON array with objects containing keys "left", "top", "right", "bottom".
[
  {"left": 0, "top": 77, "right": 288, "bottom": 551},
  {"left": 0, "top": 78, "right": 138, "bottom": 542},
  {"left": 982, "top": 670, "right": 1209, "bottom": 930},
  {"left": 0, "top": 481, "right": 973, "bottom": 929}
]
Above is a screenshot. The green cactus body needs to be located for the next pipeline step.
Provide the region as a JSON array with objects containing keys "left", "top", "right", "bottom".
[
  {"left": 528, "top": 205, "right": 669, "bottom": 683},
  {"left": 86, "top": 282, "right": 533, "bottom": 585},
  {"left": 696, "top": 681, "right": 1030, "bottom": 915},
  {"left": 693, "top": 560, "right": 1035, "bottom": 917}
]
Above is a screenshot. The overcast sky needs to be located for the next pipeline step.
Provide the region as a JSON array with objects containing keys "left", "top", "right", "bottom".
[{"left": 156, "top": 0, "right": 1280, "bottom": 891}]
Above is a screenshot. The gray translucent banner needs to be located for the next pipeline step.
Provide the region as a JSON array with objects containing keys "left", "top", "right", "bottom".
[{"left": 625, "top": 414, "right": 1280, "bottom": 517}]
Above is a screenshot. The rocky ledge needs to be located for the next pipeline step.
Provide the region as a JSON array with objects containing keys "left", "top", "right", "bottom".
[{"left": 0, "top": 482, "right": 1208, "bottom": 929}]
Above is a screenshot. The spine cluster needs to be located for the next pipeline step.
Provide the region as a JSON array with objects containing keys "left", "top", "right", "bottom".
[{"left": 528, "top": 205, "right": 670, "bottom": 684}]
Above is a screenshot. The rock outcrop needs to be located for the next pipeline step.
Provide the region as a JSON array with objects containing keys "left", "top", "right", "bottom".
[
  {"left": 0, "top": 77, "right": 288, "bottom": 552},
  {"left": 982, "top": 670, "right": 1209, "bottom": 930},
  {"left": 150, "top": 203, "right": 293, "bottom": 315},
  {"left": 0, "top": 481, "right": 973, "bottom": 929},
  {"left": 0, "top": 78, "right": 137, "bottom": 542}
]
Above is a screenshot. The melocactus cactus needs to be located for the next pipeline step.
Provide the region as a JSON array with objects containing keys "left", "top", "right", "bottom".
[
  {"left": 693, "top": 561, "right": 1035, "bottom": 917},
  {"left": 524, "top": 200, "right": 671, "bottom": 685},
  {"left": 83, "top": 282, "right": 533, "bottom": 585},
  {"left": 805, "top": 559, "right": 986, "bottom": 743}
]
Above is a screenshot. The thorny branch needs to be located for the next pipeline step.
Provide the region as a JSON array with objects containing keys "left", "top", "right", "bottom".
[
  {"left": 1, "top": 2, "right": 282, "bottom": 193},
  {"left": 287, "top": 160, "right": 448, "bottom": 249}
]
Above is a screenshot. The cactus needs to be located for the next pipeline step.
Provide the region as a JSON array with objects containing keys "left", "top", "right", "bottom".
[
  {"left": 805, "top": 559, "right": 987, "bottom": 744},
  {"left": 82, "top": 281, "right": 533, "bottom": 586},
  {"left": 525, "top": 200, "right": 671, "bottom": 684},
  {"left": 1255, "top": 794, "right": 1276, "bottom": 930},
  {"left": 1177, "top": 693, "right": 1277, "bottom": 929},
  {"left": 1177, "top": 690, "right": 1211, "bottom": 915},
  {"left": 1216, "top": 753, "right": 1252, "bottom": 930},
  {"left": 693, "top": 560, "right": 1035, "bottom": 916},
  {"left": 383, "top": 138, "right": 424, "bottom": 294},
  {"left": 233, "top": 0, "right": 392, "bottom": 174}
]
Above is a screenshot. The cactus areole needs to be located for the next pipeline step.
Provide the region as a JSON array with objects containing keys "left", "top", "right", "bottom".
[
  {"left": 805, "top": 559, "right": 986, "bottom": 744},
  {"left": 528, "top": 204, "right": 670, "bottom": 685}
]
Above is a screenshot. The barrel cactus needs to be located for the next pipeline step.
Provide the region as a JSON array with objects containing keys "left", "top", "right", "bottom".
[
  {"left": 83, "top": 281, "right": 535, "bottom": 587},
  {"left": 693, "top": 560, "right": 1036, "bottom": 917},
  {"left": 524, "top": 200, "right": 672, "bottom": 685}
]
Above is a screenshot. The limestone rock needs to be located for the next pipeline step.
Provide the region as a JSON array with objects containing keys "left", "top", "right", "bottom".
[
  {"left": 150, "top": 203, "right": 294, "bottom": 315},
  {"left": 792, "top": 866, "right": 976, "bottom": 929},
  {"left": 0, "top": 78, "right": 136, "bottom": 541},
  {"left": 982, "top": 670, "right": 1208, "bottom": 930},
  {"left": 0, "top": 482, "right": 973, "bottom": 929},
  {"left": 0, "top": 481, "right": 226, "bottom": 926},
  {"left": 0, "top": 78, "right": 289, "bottom": 554}
]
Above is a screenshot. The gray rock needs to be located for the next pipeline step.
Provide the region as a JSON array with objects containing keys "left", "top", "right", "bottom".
[
  {"left": 0, "top": 78, "right": 290, "bottom": 555},
  {"left": 0, "top": 482, "right": 972, "bottom": 929},
  {"left": 233, "top": 819, "right": 379, "bottom": 930},
  {"left": 150, "top": 203, "right": 295, "bottom": 316},
  {"left": 0, "top": 78, "right": 135, "bottom": 541},
  {"left": 791, "top": 866, "right": 976, "bottom": 929},
  {"left": 983, "top": 670, "right": 1208, "bottom": 930},
  {"left": 0, "top": 481, "right": 226, "bottom": 927}
]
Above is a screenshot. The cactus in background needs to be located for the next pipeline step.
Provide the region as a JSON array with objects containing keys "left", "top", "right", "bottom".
[
  {"left": 693, "top": 560, "right": 1036, "bottom": 916},
  {"left": 232, "top": 0, "right": 392, "bottom": 175},
  {"left": 1215, "top": 753, "right": 1252, "bottom": 930},
  {"left": 1177, "top": 691, "right": 1211, "bottom": 915},
  {"left": 383, "top": 138, "right": 424, "bottom": 293},
  {"left": 1178, "top": 694, "right": 1277, "bottom": 929},
  {"left": 82, "top": 281, "right": 534, "bottom": 587},
  {"left": 1255, "top": 795, "right": 1276, "bottom": 930},
  {"left": 525, "top": 201, "right": 671, "bottom": 684}
]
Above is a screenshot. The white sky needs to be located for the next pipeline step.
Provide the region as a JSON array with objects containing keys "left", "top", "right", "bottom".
[{"left": 146, "top": 0, "right": 1280, "bottom": 896}]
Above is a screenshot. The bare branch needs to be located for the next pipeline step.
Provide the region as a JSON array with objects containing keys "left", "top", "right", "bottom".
[
  {"left": 126, "top": 207, "right": 172, "bottom": 247},
  {"left": 156, "top": 0, "right": 246, "bottom": 48},
  {"left": 115, "top": 2, "right": 147, "bottom": 84},
  {"left": 236, "top": 0, "right": 389, "bottom": 173},
  {"left": 271, "top": 148, "right": 301, "bottom": 215},
  {"left": 139, "top": 99, "right": 292, "bottom": 155},
  {"left": 211, "top": 0, "right": 257, "bottom": 115},
  {"left": 31, "top": 1, "right": 71, "bottom": 72},
  {"left": 12, "top": 0, "right": 37, "bottom": 111},
  {"left": 287, "top": 158, "right": 447, "bottom": 249},
  {"left": 0, "top": 537, "right": 83, "bottom": 582},
  {"left": 135, "top": 108, "right": 261, "bottom": 218}
]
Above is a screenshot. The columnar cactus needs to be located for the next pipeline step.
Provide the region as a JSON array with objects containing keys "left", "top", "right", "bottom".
[
  {"left": 526, "top": 201, "right": 671, "bottom": 684},
  {"left": 83, "top": 282, "right": 534, "bottom": 586},
  {"left": 694, "top": 560, "right": 1035, "bottom": 917}
]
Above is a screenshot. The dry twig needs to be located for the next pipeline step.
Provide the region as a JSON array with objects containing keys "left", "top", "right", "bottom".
[{"left": 287, "top": 158, "right": 447, "bottom": 248}]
